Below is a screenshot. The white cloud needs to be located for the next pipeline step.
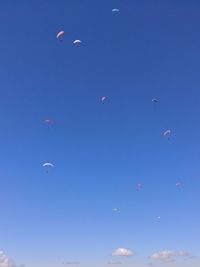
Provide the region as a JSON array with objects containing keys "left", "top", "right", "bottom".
[
  {"left": 112, "top": 248, "right": 134, "bottom": 256},
  {"left": 0, "top": 251, "right": 14, "bottom": 267},
  {"left": 150, "top": 250, "right": 189, "bottom": 262}
]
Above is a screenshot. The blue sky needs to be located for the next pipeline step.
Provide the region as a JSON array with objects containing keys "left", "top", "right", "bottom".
[{"left": 0, "top": 1, "right": 200, "bottom": 267}]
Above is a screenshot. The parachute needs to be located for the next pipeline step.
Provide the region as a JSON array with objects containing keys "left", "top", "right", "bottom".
[{"left": 56, "top": 31, "right": 64, "bottom": 39}]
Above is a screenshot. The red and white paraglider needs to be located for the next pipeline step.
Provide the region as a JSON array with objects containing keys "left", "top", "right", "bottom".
[{"left": 56, "top": 31, "right": 64, "bottom": 40}]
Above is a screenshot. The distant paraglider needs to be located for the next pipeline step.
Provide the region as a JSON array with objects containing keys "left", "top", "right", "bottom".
[
  {"left": 163, "top": 129, "right": 171, "bottom": 139},
  {"left": 101, "top": 96, "right": 107, "bottom": 103},
  {"left": 152, "top": 98, "right": 158, "bottom": 103},
  {"left": 56, "top": 31, "right": 64, "bottom": 39},
  {"left": 43, "top": 163, "right": 54, "bottom": 167},
  {"left": 155, "top": 216, "right": 161, "bottom": 223},
  {"left": 43, "top": 162, "right": 54, "bottom": 173},
  {"left": 112, "top": 208, "right": 119, "bottom": 213},
  {"left": 44, "top": 119, "right": 54, "bottom": 125},
  {"left": 136, "top": 183, "right": 143, "bottom": 191},
  {"left": 73, "top": 40, "right": 82, "bottom": 44},
  {"left": 112, "top": 8, "right": 120, "bottom": 13},
  {"left": 176, "top": 181, "right": 181, "bottom": 188}
]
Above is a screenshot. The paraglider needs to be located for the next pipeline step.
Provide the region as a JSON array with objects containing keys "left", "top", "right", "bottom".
[
  {"left": 176, "top": 181, "right": 181, "bottom": 188},
  {"left": 163, "top": 129, "right": 171, "bottom": 138},
  {"left": 42, "top": 163, "right": 54, "bottom": 167},
  {"left": 152, "top": 98, "right": 158, "bottom": 103},
  {"left": 44, "top": 119, "right": 54, "bottom": 124},
  {"left": 73, "top": 40, "right": 82, "bottom": 44},
  {"left": 56, "top": 31, "right": 64, "bottom": 39},
  {"left": 136, "top": 183, "right": 143, "bottom": 191},
  {"left": 101, "top": 96, "right": 107, "bottom": 102},
  {"left": 154, "top": 216, "right": 161, "bottom": 223},
  {"left": 112, "top": 208, "right": 119, "bottom": 212},
  {"left": 42, "top": 162, "right": 54, "bottom": 173},
  {"left": 112, "top": 8, "right": 120, "bottom": 13}
]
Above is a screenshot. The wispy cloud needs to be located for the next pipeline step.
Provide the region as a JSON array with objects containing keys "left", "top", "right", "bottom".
[
  {"left": 150, "top": 250, "right": 189, "bottom": 262},
  {"left": 0, "top": 251, "right": 14, "bottom": 267},
  {"left": 112, "top": 248, "right": 134, "bottom": 257}
]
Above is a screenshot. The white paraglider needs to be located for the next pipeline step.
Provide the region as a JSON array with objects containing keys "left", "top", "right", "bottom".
[
  {"left": 73, "top": 40, "right": 82, "bottom": 44},
  {"left": 42, "top": 162, "right": 54, "bottom": 173},
  {"left": 101, "top": 96, "right": 107, "bottom": 102},
  {"left": 163, "top": 129, "right": 171, "bottom": 139},
  {"left": 112, "top": 9, "right": 120, "bottom": 13},
  {"left": 43, "top": 162, "right": 54, "bottom": 167}
]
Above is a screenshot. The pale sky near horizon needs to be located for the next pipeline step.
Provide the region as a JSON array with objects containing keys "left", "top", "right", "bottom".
[{"left": 0, "top": 1, "right": 200, "bottom": 267}]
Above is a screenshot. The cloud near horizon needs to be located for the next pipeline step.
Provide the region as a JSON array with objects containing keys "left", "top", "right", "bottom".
[
  {"left": 150, "top": 250, "right": 189, "bottom": 262},
  {"left": 112, "top": 248, "right": 134, "bottom": 256},
  {"left": 0, "top": 251, "right": 14, "bottom": 267}
]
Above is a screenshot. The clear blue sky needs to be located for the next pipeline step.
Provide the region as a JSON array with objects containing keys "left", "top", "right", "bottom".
[{"left": 0, "top": 1, "right": 200, "bottom": 267}]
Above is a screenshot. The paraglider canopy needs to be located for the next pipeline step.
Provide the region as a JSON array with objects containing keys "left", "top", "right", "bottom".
[
  {"left": 56, "top": 31, "right": 64, "bottom": 39},
  {"left": 43, "top": 162, "right": 54, "bottom": 173},
  {"left": 163, "top": 129, "right": 171, "bottom": 137},
  {"left": 112, "top": 8, "right": 120, "bottom": 12},
  {"left": 42, "top": 162, "right": 54, "bottom": 167},
  {"left": 73, "top": 39, "right": 82, "bottom": 44},
  {"left": 101, "top": 96, "right": 107, "bottom": 102},
  {"left": 176, "top": 181, "right": 181, "bottom": 187},
  {"left": 44, "top": 119, "right": 54, "bottom": 124},
  {"left": 112, "top": 208, "right": 119, "bottom": 212},
  {"left": 152, "top": 98, "right": 158, "bottom": 103}
]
